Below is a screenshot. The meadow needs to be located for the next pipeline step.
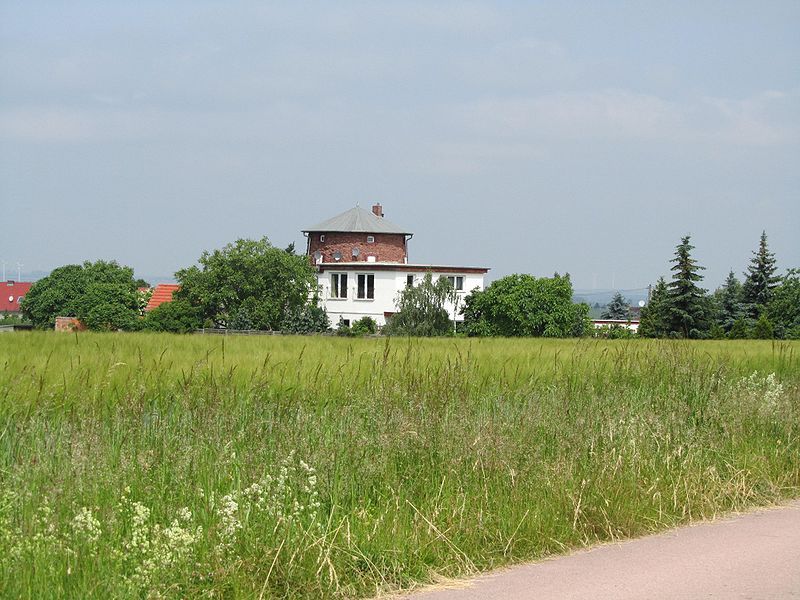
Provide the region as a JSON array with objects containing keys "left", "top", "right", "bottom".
[{"left": 0, "top": 332, "right": 798, "bottom": 598}]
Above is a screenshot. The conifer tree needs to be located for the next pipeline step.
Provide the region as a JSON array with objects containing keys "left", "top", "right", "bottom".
[
  {"left": 742, "top": 231, "right": 779, "bottom": 319},
  {"left": 714, "top": 270, "right": 745, "bottom": 333},
  {"left": 638, "top": 277, "right": 670, "bottom": 338},
  {"left": 601, "top": 292, "right": 630, "bottom": 320},
  {"left": 667, "top": 235, "right": 709, "bottom": 338}
]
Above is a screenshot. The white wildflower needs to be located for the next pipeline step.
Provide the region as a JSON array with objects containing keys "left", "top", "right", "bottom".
[{"left": 71, "top": 507, "right": 102, "bottom": 551}]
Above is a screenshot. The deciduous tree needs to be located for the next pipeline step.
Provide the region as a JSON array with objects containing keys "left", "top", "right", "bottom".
[
  {"left": 462, "top": 273, "right": 589, "bottom": 337},
  {"left": 384, "top": 273, "right": 455, "bottom": 336},
  {"left": 21, "top": 261, "right": 140, "bottom": 330},
  {"left": 766, "top": 268, "right": 800, "bottom": 339},
  {"left": 175, "top": 237, "right": 317, "bottom": 330}
]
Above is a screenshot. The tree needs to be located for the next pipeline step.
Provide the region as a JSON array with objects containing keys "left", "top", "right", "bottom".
[
  {"left": 713, "top": 271, "right": 745, "bottom": 333},
  {"left": 638, "top": 277, "right": 670, "bottom": 338},
  {"left": 80, "top": 281, "right": 141, "bottom": 331},
  {"left": 280, "top": 303, "right": 330, "bottom": 334},
  {"left": 667, "top": 235, "right": 710, "bottom": 338},
  {"left": 766, "top": 268, "right": 800, "bottom": 339},
  {"left": 751, "top": 314, "right": 774, "bottom": 339},
  {"left": 742, "top": 231, "right": 780, "bottom": 319},
  {"left": 728, "top": 318, "right": 749, "bottom": 339},
  {"left": 601, "top": 292, "right": 630, "bottom": 320},
  {"left": 21, "top": 261, "right": 140, "bottom": 330},
  {"left": 175, "top": 237, "right": 318, "bottom": 330},
  {"left": 462, "top": 273, "right": 590, "bottom": 337},
  {"left": 384, "top": 273, "right": 455, "bottom": 336},
  {"left": 144, "top": 300, "right": 203, "bottom": 333}
]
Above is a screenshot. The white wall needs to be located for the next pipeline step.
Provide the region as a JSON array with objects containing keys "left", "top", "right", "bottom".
[{"left": 316, "top": 269, "right": 485, "bottom": 327}]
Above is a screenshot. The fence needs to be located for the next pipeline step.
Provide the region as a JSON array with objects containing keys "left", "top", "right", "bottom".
[{"left": 194, "top": 328, "right": 284, "bottom": 336}]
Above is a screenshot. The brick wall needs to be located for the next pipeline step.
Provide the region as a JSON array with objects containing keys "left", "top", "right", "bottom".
[
  {"left": 308, "top": 232, "right": 407, "bottom": 263},
  {"left": 55, "top": 316, "right": 86, "bottom": 332}
]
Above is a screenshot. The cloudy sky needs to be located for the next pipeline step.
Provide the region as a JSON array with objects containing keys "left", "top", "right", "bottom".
[{"left": 1, "top": 1, "right": 798, "bottom": 293}]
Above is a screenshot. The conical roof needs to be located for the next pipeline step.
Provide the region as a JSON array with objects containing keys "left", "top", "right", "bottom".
[{"left": 303, "top": 206, "right": 411, "bottom": 235}]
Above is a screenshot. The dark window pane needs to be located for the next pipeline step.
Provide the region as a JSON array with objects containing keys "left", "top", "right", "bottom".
[{"left": 357, "top": 274, "right": 365, "bottom": 298}]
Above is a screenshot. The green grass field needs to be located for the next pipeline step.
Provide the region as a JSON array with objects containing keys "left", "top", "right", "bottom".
[{"left": 1, "top": 333, "right": 798, "bottom": 598}]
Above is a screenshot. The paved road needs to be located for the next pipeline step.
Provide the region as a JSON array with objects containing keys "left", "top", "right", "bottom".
[{"left": 400, "top": 502, "right": 800, "bottom": 600}]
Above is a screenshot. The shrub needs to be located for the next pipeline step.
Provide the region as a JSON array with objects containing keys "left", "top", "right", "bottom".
[
  {"left": 144, "top": 300, "right": 203, "bottom": 334},
  {"left": 280, "top": 304, "right": 330, "bottom": 334},
  {"left": 351, "top": 316, "right": 378, "bottom": 336},
  {"left": 751, "top": 314, "right": 774, "bottom": 339}
]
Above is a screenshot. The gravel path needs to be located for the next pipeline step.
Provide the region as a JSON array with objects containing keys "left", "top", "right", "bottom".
[{"left": 399, "top": 501, "right": 800, "bottom": 600}]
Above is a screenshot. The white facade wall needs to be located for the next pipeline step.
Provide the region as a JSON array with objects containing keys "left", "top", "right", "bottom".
[
  {"left": 315, "top": 268, "right": 485, "bottom": 327},
  {"left": 591, "top": 319, "right": 640, "bottom": 333}
]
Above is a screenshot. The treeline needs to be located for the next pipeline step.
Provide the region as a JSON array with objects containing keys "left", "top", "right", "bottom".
[
  {"left": 20, "top": 232, "right": 797, "bottom": 339},
  {"left": 639, "top": 232, "right": 799, "bottom": 339},
  {"left": 21, "top": 238, "right": 328, "bottom": 334}
]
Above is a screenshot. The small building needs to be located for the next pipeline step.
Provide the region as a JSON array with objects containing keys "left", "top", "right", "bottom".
[
  {"left": 302, "top": 204, "right": 489, "bottom": 327},
  {"left": 592, "top": 318, "right": 640, "bottom": 333},
  {"left": 0, "top": 280, "right": 32, "bottom": 317},
  {"left": 145, "top": 284, "right": 181, "bottom": 312},
  {"left": 55, "top": 316, "right": 87, "bottom": 332}
]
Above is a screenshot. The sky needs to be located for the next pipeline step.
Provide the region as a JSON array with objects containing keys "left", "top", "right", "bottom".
[{"left": 1, "top": 1, "right": 798, "bottom": 294}]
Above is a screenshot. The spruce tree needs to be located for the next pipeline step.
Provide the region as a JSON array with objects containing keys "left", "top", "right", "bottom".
[
  {"left": 742, "top": 231, "right": 779, "bottom": 319},
  {"left": 667, "top": 235, "right": 709, "bottom": 338},
  {"left": 714, "top": 270, "right": 745, "bottom": 333},
  {"left": 601, "top": 292, "right": 630, "bottom": 320},
  {"left": 638, "top": 277, "right": 670, "bottom": 338}
]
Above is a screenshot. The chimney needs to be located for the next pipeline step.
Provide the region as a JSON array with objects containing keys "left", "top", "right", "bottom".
[{"left": 371, "top": 203, "right": 384, "bottom": 217}]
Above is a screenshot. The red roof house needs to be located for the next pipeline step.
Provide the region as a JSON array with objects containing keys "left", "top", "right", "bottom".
[
  {"left": 145, "top": 284, "right": 181, "bottom": 312},
  {"left": 0, "top": 281, "right": 32, "bottom": 314}
]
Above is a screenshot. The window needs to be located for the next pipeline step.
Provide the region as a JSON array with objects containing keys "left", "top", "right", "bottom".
[
  {"left": 367, "top": 235, "right": 375, "bottom": 243},
  {"left": 330, "top": 273, "right": 347, "bottom": 298},
  {"left": 320, "top": 234, "right": 325, "bottom": 242},
  {"left": 406, "top": 274, "right": 414, "bottom": 287},
  {"left": 357, "top": 274, "right": 375, "bottom": 299},
  {"left": 446, "top": 276, "right": 464, "bottom": 291}
]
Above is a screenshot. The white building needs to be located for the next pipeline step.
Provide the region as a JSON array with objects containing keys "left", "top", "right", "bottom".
[{"left": 302, "top": 204, "right": 489, "bottom": 327}]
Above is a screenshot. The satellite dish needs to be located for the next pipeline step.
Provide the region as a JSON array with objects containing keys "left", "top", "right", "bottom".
[
  {"left": 333, "top": 250, "right": 342, "bottom": 261},
  {"left": 313, "top": 251, "right": 323, "bottom": 264},
  {"left": 352, "top": 247, "right": 360, "bottom": 257},
  {"left": 638, "top": 300, "right": 645, "bottom": 307}
]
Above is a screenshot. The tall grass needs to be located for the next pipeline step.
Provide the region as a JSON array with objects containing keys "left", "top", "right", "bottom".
[{"left": 0, "top": 333, "right": 798, "bottom": 598}]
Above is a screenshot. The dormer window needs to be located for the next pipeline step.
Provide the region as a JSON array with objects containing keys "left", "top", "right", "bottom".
[
  {"left": 320, "top": 234, "right": 325, "bottom": 242},
  {"left": 367, "top": 235, "right": 375, "bottom": 243}
]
